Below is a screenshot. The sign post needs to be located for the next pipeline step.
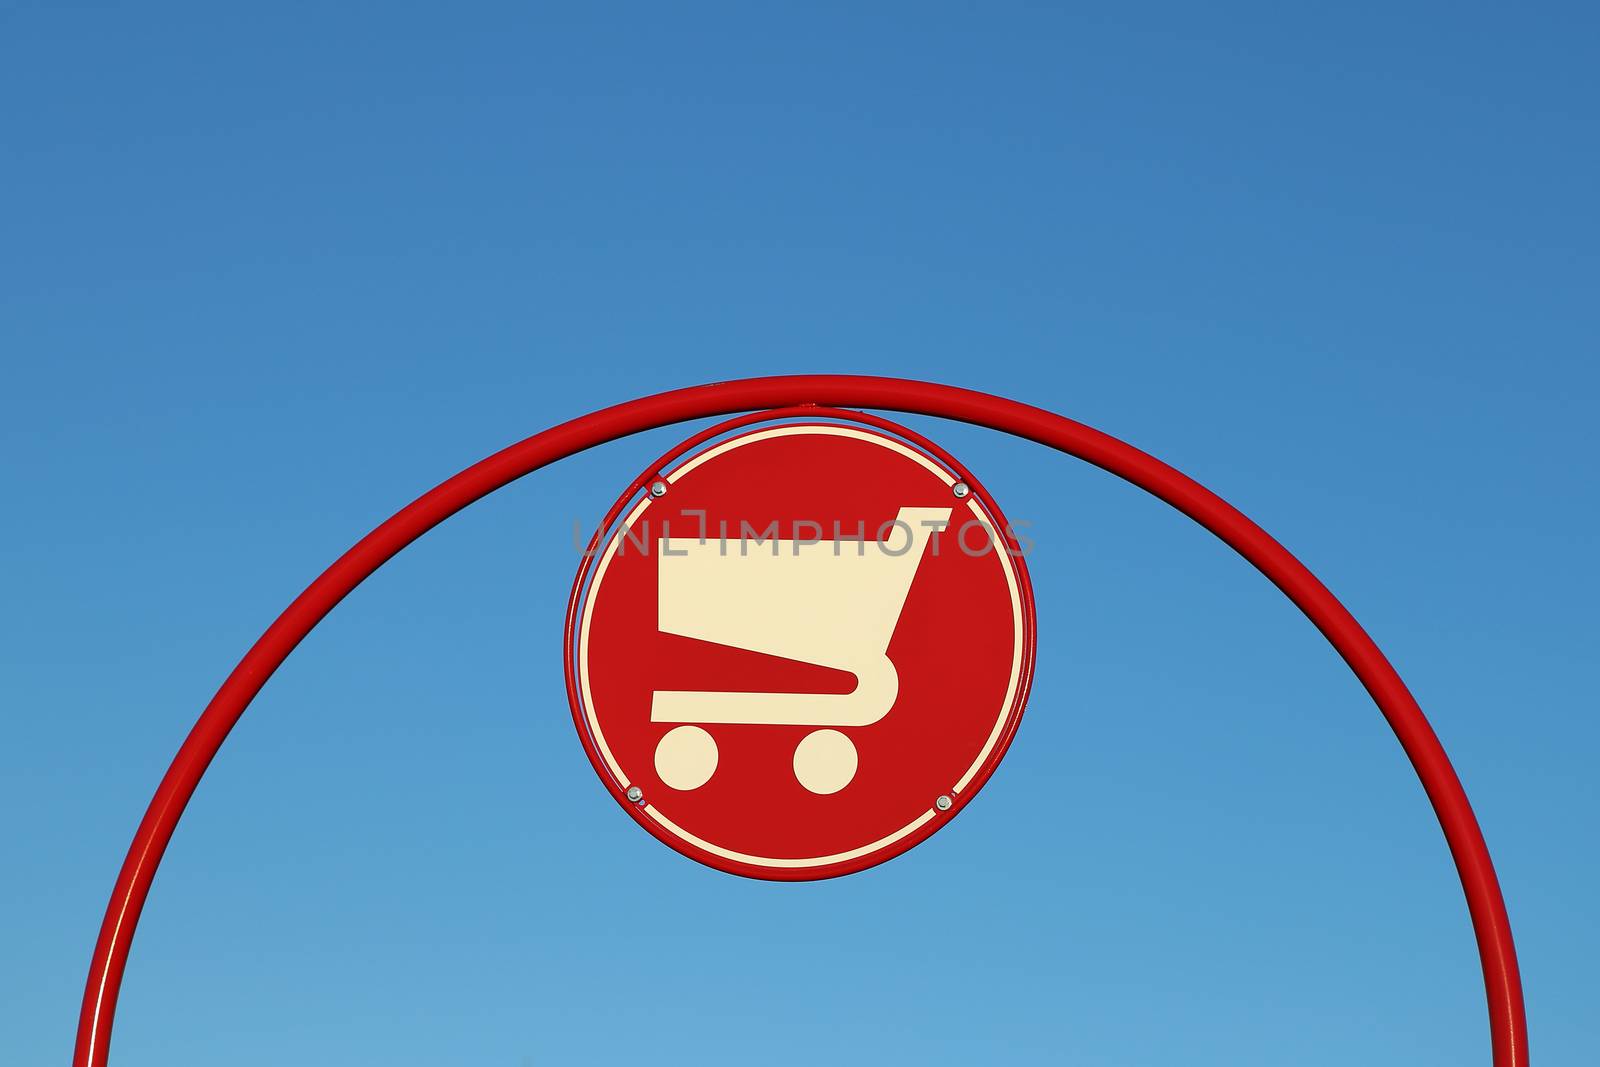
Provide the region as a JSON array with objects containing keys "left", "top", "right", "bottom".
[{"left": 73, "top": 377, "right": 1527, "bottom": 1067}]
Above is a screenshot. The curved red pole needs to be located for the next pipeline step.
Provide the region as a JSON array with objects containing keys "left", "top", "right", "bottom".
[{"left": 75, "top": 376, "right": 1527, "bottom": 1065}]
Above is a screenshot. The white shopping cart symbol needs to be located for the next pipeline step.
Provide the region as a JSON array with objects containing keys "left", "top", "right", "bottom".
[{"left": 649, "top": 506, "right": 951, "bottom": 794}]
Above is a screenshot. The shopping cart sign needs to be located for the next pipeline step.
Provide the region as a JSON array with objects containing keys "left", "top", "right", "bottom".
[{"left": 566, "top": 418, "right": 1036, "bottom": 879}]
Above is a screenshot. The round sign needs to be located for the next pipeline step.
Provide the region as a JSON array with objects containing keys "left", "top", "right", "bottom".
[{"left": 565, "top": 414, "right": 1036, "bottom": 879}]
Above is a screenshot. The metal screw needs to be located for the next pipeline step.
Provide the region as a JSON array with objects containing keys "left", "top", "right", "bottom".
[
  {"left": 626, "top": 785, "right": 644, "bottom": 804},
  {"left": 649, "top": 480, "right": 668, "bottom": 498},
  {"left": 952, "top": 482, "right": 970, "bottom": 499},
  {"left": 935, "top": 794, "right": 953, "bottom": 812}
]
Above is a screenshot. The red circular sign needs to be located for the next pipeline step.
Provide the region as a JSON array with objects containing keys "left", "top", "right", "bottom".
[{"left": 566, "top": 415, "right": 1035, "bottom": 879}]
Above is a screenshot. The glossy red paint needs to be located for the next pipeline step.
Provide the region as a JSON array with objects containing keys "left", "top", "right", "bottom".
[
  {"left": 565, "top": 413, "right": 1035, "bottom": 879},
  {"left": 75, "top": 377, "right": 1527, "bottom": 1067}
]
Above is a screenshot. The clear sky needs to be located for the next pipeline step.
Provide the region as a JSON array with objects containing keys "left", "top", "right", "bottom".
[{"left": 2, "top": 3, "right": 1595, "bottom": 1064}]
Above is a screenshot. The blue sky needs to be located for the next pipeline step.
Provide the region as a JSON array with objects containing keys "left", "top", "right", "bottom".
[{"left": 2, "top": 3, "right": 1595, "bottom": 1064}]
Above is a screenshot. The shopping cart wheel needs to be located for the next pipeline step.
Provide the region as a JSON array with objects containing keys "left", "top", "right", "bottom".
[
  {"left": 793, "top": 729, "right": 858, "bottom": 794},
  {"left": 654, "top": 725, "right": 719, "bottom": 791}
]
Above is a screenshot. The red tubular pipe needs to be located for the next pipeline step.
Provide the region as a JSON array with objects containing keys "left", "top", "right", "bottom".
[{"left": 75, "top": 375, "right": 1526, "bottom": 1065}]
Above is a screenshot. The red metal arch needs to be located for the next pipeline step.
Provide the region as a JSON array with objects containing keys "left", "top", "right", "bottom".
[{"left": 75, "top": 376, "right": 1527, "bottom": 1065}]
